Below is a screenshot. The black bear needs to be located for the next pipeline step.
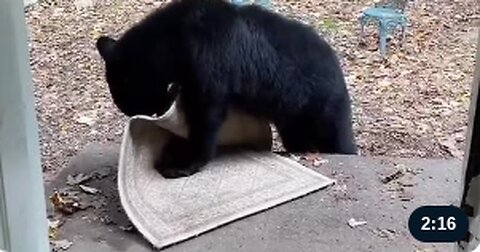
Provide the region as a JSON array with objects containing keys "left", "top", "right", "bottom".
[{"left": 96, "top": 0, "right": 357, "bottom": 178}]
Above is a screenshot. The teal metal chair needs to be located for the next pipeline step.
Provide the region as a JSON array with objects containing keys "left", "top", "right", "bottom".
[
  {"left": 231, "top": 0, "right": 271, "bottom": 9},
  {"left": 359, "top": 0, "right": 409, "bottom": 56}
]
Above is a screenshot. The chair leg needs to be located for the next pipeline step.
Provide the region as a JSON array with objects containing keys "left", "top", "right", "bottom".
[
  {"left": 400, "top": 25, "right": 407, "bottom": 46},
  {"left": 359, "top": 15, "right": 367, "bottom": 43},
  {"left": 379, "top": 22, "right": 388, "bottom": 57}
]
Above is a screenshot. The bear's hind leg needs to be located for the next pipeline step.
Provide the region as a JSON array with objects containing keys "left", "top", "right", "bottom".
[
  {"left": 275, "top": 119, "right": 316, "bottom": 153},
  {"left": 310, "top": 110, "right": 357, "bottom": 155}
]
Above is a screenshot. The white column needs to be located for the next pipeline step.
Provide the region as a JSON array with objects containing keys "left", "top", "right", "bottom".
[
  {"left": 457, "top": 31, "right": 480, "bottom": 252},
  {"left": 0, "top": 0, "right": 50, "bottom": 251}
]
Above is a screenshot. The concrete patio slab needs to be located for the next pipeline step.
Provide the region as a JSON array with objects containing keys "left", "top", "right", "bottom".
[{"left": 46, "top": 143, "right": 462, "bottom": 252}]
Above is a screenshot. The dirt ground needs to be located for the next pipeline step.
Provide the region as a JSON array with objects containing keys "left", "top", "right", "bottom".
[{"left": 25, "top": 0, "right": 479, "bottom": 179}]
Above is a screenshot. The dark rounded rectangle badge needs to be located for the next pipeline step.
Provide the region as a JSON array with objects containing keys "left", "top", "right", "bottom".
[{"left": 408, "top": 205, "right": 469, "bottom": 243}]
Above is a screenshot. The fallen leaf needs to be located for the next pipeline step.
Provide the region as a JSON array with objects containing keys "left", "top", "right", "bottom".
[
  {"left": 381, "top": 170, "right": 404, "bottom": 184},
  {"left": 439, "top": 137, "right": 463, "bottom": 158},
  {"left": 66, "top": 173, "right": 91, "bottom": 186},
  {"left": 374, "top": 228, "right": 396, "bottom": 240},
  {"left": 75, "top": 110, "right": 98, "bottom": 126},
  {"left": 49, "top": 191, "right": 82, "bottom": 215},
  {"left": 76, "top": 116, "right": 96, "bottom": 126},
  {"left": 48, "top": 219, "right": 62, "bottom": 239},
  {"left": 59, "top": 122, "right": 69, "bottom": 135},
  {"left": 90, "top": 26, "right": 102, "bottom": 40},
  {"left": 348, "top": 218, "right": 367, "bottom": 228},
  {"left": 312, "top": 159, "right": 327, "bottom": 167},
  {"left": 90, "top": 167, "right": 111, "bottom": 179},
  {"left": 120, "top": 224, "right": 135, "bottom": 232},
  {"left": 51, "top": 239, "right": 73, "bottom": 251},
  {"left": 79, "top": 185, "right": 99, "bottom": 194}
]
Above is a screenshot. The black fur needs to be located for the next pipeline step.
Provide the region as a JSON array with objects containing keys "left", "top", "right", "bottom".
[{"left": 96, "top": 0, "right": 357, "bottom": 178}]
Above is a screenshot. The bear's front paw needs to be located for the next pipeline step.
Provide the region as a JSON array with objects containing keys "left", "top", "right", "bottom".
[{"left": 154, "top": 156, "right": 204, "bottom": 179}]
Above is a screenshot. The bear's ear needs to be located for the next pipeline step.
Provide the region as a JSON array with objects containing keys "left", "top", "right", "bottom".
[{"left": 96, "top": 36, "right": 116, "bottom": 61}]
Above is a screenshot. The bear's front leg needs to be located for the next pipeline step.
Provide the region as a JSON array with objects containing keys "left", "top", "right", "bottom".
[{"left": 159, "top": 101, "right": 227, "bottom": 179}]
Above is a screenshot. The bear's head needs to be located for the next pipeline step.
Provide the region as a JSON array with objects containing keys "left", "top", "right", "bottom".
[{"left": 96, "top": 36, "right": 174, "bottom": 117}]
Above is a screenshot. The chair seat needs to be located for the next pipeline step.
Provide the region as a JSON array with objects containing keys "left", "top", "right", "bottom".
[
  {"left": 363, "top": 7, "right": 405, "bottom": 19},
  {"left": 359, "top": 6, "right": 408, "bottom": 56}
]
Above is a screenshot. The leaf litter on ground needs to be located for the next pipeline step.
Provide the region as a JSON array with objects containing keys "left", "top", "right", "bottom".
[{"left": 25, "top": 0, "right": 479, "bottom": 181}]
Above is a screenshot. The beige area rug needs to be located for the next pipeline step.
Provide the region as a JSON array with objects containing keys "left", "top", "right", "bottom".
[{"left": 118, "top": 100, "right": 335, "bottom": 249}]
